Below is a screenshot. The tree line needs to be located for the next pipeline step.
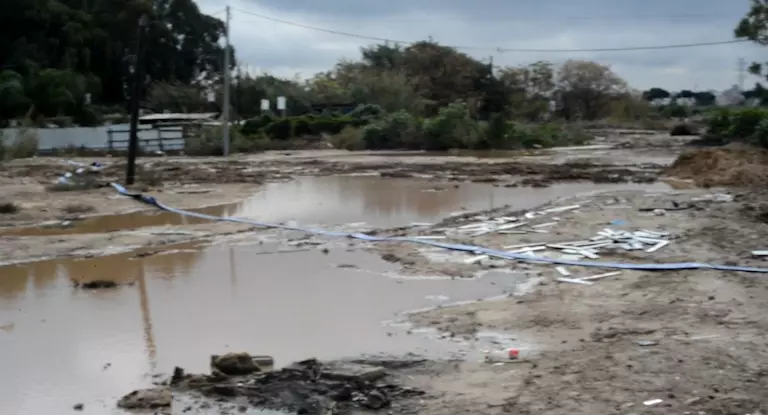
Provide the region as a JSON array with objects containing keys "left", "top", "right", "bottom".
[
  {"left": 4, "top": 0, "right": 768, "bottom": 127},
  {"left": 0, "top": 0, "right": 230, "bottom": 124}
]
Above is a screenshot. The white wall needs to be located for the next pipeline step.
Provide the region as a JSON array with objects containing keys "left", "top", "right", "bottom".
[{"left": 1, "top": 124, "right": 184, "bottom": 151}]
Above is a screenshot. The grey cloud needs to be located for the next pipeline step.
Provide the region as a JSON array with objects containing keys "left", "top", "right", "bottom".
[{"left": 202, "top": 0, "right": 762, "bottom": 90}]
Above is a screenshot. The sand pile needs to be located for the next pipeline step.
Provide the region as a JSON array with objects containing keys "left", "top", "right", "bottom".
[{"left": 665, "top": 147, "right": 768, "bottom": 187}]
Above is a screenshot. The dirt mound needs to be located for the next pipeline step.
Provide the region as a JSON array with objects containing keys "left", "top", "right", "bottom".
[
  {"left": 665, "top": 147, "right": 768, "bottom": 187},
  {"left": 130, "top": 357, "right": 425, "bottom": 415}
]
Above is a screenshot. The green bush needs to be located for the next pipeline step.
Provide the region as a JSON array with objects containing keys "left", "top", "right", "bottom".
[
  {"left": 185, "top": 126, "right": 263, "bottom": 155},
  {"left": 348, "top": 104, "right": 385, "bottom": 120},
  {"left": 703, "top": 107, "right": 768, "bottom": 147},
  {"left": 263, "top": 118, "right": 294, "bottom": 140},
  {"left": 291, "top": 116, "right": 312, "bottom": 137},
  {"left": 662, "top": 104, "right": 689, "bottom": 118},
  {"left": 308, "top": 117, "right": 340, "bottom": 135},
  {"left": 728, "top": 108, "right": 768, "bottom": 139},
  {"left": 705, "top": 108, "right": 732, "bottom": 137},
  {"left": 423, "top": 101, "right": 481, "bottom": 150},
  {"left": 477, "top": 112, "right": 510, "bottom": 149},
  {"left": 241, "top": 114, "right": 277, "bottom": 135},
  {"left": 361, "top": 110, "right": 423, "bottom": 150},
  {"left": 330, "top": 126, "right": 365, "bottom": 150},
  {"left": 753, "top": 118, "right": 768, "bottom": 148}
]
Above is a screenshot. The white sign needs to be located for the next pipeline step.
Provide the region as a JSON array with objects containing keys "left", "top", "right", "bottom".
[
  {"left": 206, "top": 90, "right": 215, "bottom": 102},
  {"left": 276, "top": 96, "right": 286, "bottom": 110},
  {"left": 260, "top": 99, "right": 270, "bottom": 110}
]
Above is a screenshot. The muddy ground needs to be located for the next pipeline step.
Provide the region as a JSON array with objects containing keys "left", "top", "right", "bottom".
[{"left": 5, "top": 131, "right": 768, "bottom": 414}]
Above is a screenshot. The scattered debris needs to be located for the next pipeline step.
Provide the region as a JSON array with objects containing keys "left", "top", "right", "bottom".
[
  {"left": 483, "top": 348, "right": 520, "bottom": 363},
  {"left": 158, "top": 358, "right": 424, "bottom": 414},
  {"left": 75, "top": 280, "right": 119, "bottom": 289},
  {"left": 72, "top": 403, "right": 84, "bottom": 411},
  {"left": 643, "top": 398, "right": 663, "bottom": 406},
  {"left": 635, "top": 340, "right": 659, "bottom": 347},
  {"left": 752, "top": 250, "right": 768, "bottom": 257}
]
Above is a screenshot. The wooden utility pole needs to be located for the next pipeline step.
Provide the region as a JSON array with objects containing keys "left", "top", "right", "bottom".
[
  {"left": 126, "top": 16, "right": 148, "bottom": 185},
  {"left": 221, "top": 5, "right": 231, "bottom": 156}
]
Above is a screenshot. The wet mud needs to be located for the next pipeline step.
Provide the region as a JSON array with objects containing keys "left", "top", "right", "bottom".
[
  {"left": 7, "top": 141, "right": 768, "bottom": 415},
  {"left": 0, "top": 234, "right": 515, "bottom": 415}
]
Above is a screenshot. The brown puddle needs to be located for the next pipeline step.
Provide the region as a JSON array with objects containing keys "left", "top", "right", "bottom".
[
  {"left": 0, "top": 203, "right": 242, "bottom": 237},
  {"left": 0, "top": 239, "right": 520, "bottom": 415},
  {"left": 2, "top": 176, "right": 672, "bottom": 237}
]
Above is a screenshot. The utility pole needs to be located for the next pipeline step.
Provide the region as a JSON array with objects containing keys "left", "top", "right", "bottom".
[
  {"left": 221, "top": 5, "right": 231, "bottom": 156},
  {"left": 126, "top": 16, "right": 148, "bottom": 186}
]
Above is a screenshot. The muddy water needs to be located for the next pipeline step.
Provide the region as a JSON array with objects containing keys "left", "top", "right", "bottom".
[
  {"left": 0, "top": 238, "right": 522, "bottom": 415},
  {"left": 0, "top": 203, "right": 242, "bottom": 237},
  {"left": 3, "top": 176, "right": 672, "bottom": 237}
]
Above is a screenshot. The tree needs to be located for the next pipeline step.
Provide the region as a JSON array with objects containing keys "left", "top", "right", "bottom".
[
  {"left": 498, "top": 61, "right": 555, "bottom": 121},
  {"left": 0, "top": 71, "right": 30, "bottom": 120},
  {"left": 554, "top": 60, "right": 628, "bottom": 120},
  {"left": 642, "top": 87, "right": 670, "bottom": 101},
  {"left": 736, "top": 0, "right": 768, "bottom": 80},
  {"left": 693, "top": 91, "right": 716, "bottom": 106},
  {"left": 0, "top": 0, "right": 234, "bottom": 121}
]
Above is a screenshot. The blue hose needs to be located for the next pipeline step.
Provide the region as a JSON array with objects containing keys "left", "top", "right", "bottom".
[{"left": 110, "top": 183, "right": 768, "bottom": 273}]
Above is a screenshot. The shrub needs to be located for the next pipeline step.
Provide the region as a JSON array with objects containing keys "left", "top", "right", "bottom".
[
  {"left": 705, "top": 108, "right": 732, "bottom": 137},
  {"left": 1, "top": 127, "right": 39, "bottom": 160},
  {"left": 348, "top": 104, "right": 385, "bottom": 120},
  {"left": 185, "top": 125, "right": 259, "bottom": 155},
  {"left": 263, "top": 118, "right": 294, "bottom": 140},
  {"left": 291, "top": 116, "right": 312, "bottom": 137},
  {"left": 330, "top": 126, "right": 365, "bottom": 150},
  {"left": 662, "top": 104, "right": 689, "bottom": 119},
  {"left": 423, "top": 101, "right": 480, "bottom": 150},
  {"left": 753, "top": 118, "right": 768, "bottom": 148},
  {"left": 477, "top": 112, "right": 510, "bottom": 149},
  {"left": 670, "top": 123, "right": 697, "bottom": 136},
  {"left": 728, "top": 108, "right": 768, "bottom": 139},
  {"left": 361, "top": 110, "right": 423, "bottom": 150},
  {"left": 308, "top": 117, "right": 339, "bottom": 136},
  {"left": 703, "top": 108, "right": 768, "bottom": 148},
  {"left": 241, "top": 114, "right": 276, "bottom": 135}
]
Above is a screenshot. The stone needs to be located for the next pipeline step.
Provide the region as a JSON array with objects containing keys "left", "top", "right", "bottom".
[
  {"left": 117, "top": 387, "right": 171, "bottom": 409},
  {"left": 211, "top": 353, "right": 261, "bottom": 376}
]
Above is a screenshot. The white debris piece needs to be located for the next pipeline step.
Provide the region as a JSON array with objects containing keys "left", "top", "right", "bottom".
[
  {"left": 555, "top": 266, "right": 570, "bottom": 276},
  {"left": 464, "top": 255, "right": 488, "bottom": 264},
  {"left": 556, "top": 277, "right": 594, "bottom": 285},
  {"left": 752, "top": 250, "right": 768, "bottom": 257},
  {"left": 578, "top": 271, "right": 621, "bottom": 281}
]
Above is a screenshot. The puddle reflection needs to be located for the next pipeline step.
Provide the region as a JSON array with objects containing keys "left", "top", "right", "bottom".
[{"left": 1, "top": 176, "right": 671, "bottom": 236}]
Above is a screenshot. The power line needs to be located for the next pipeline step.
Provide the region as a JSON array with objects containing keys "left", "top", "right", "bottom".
[
  {"left": 231, "top": 7, "right": 749, "bottom": 53},
  {"left": 235, "top": 13, "right": 741, "bottom": 22}
]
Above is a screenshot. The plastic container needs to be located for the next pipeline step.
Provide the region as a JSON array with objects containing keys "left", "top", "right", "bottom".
[{"left": 483, "top": 348, "right": 520, "bottom": 363}]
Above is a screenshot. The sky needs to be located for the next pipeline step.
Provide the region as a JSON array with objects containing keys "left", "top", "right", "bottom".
[{"left": 197, "top": 0, "right": 764, "bottom": 91}]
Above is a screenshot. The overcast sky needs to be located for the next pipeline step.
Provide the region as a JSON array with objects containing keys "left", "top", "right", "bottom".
[{"left": 198, "top": 0, "right": 763, "bottom": 91}]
